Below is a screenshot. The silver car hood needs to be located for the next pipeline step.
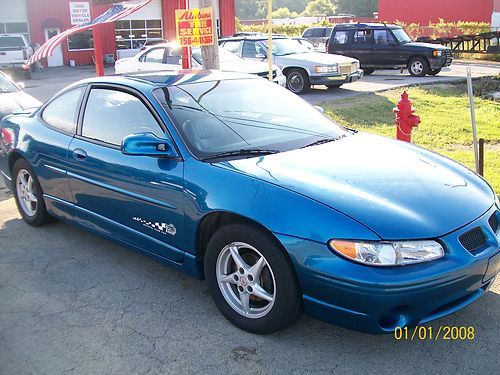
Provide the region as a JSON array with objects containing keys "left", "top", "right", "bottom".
[{"left": 277, "top": 52, "right": 357, "bottom": 65}]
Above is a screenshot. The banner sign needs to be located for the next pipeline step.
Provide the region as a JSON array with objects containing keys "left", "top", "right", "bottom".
[
  {"left": 69, "top": 2, "right": 91, "bottom": 25},
  {"left": 175, "top": 7, "right": 214, "bottom": 47}
]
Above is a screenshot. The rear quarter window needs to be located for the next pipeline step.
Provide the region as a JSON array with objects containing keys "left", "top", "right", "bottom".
[
  {"left": 331, "top": 31, "right": 349, "bottom": 45},
  {"left": 303, "top": 29, "right": 314, "bottom": 37},
  {"left": 41, "top": 87, "right": 85, "bottom": 134},
  {"left": 0, "top": 36, "right": 26, "bottom": 49}
]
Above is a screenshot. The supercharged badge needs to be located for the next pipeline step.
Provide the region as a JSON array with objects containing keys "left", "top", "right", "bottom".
[{"left": 133, "top": 217, "right": 176, "bottom": 236}]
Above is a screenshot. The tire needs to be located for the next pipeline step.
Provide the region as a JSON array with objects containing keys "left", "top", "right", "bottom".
[
  {"left": 326, "top": 84, "right": 342, "bottom": 89},
  {"left": 285, "top": 68, "right": 310, "bottom": 95},
  {"left": 428, "top": 68, "right": 442, "bottom": 76},
  {"left": 204, "top": 223, "right": 301, "bottom": 334},
  {"left": 408, "top": 57, "right": 430, "bottom": 77},
  {"left": 362, "top": 67, "right": 375, "bottom": 75},
  {"left": 12, "top": 159, "right": 51, "bottom": 226}
]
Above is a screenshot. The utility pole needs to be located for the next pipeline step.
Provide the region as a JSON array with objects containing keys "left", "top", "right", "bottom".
[
  {"left": 267, "top": 0, "right": 273, "bottom": 81},
  {"left": 199, "top": 0, "right": 220, "bottom": 69}
]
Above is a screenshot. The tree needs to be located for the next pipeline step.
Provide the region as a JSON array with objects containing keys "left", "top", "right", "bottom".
[
  {"left": 272, "top": 7, "right": 299, "bottom": 19},
  {"left": 334, "top": 0, "right": 378, "bottom": 17},
  {"left": 301, "top": 0, "right": 336, "bottom": 16}
]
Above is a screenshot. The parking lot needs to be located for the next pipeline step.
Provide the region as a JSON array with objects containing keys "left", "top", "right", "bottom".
[{"left": 1, "top": 61, "right": 499, "bottom": 374}]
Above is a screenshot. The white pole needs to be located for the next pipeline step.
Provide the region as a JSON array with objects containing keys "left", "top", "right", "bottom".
[
  {"left": 267, "top": 0, "right": 273, "bottom": 81},
  {"left": 466, "top": 67, "right": 480, "bottom": 174}
]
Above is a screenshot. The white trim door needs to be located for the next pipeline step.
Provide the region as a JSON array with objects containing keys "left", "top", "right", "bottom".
[{"left": 44, "top": 28, "right": 64, "bottom": 67}]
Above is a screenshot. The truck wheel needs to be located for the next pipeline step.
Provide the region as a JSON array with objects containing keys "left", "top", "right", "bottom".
[
  {"left": 428, "top": 68, "right": 442, "bottom": 76},
  {"left": 408, "top": 57, "right": 430, "bottom": 77},
  {"left": 363, "top": 68, "right": 375, "bottom": 75},
  {"left": 285, "top": 69, "right": 310, "bottom": 94}
]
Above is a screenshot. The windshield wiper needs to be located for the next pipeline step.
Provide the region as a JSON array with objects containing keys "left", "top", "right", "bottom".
[
  {"left": 301, "top": 136, "right": 345, "bottom": 149},
  {"left": 201, "top": 148, "right": 280, "bottom": 161}
]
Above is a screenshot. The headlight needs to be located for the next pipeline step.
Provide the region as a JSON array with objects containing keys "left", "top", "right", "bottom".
[
  {"left": 314, "top": 64, "right": 338, "bottom": 74},
  {"left": 433, "top": 50, "right": 443, "bottom": 57},
  {"left": 329, "top": 240, "right": 444, "bottom": 266}
]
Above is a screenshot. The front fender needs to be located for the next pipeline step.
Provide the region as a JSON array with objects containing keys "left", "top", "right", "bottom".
[{"left": 182, "top": 158, "right": 380, "bottom": 255}]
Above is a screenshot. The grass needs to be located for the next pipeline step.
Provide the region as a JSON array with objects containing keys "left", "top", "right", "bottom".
[{"left": 322, "top": 82, "right": 500, "bottom": 193}]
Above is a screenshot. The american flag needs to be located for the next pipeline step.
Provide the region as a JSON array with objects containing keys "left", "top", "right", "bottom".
[{"left": 29, "top": 0, "right": 152, "bottom": 65}]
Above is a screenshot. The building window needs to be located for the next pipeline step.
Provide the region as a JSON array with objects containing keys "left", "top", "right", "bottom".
[
  {"left": 68, "top": 30, "right": 94, "bottom": 51},
  {"left": 0, "top": 22, "right": 30, "bottom": 43},
  {"left": 115, "top": 19, "right": 163, "bottom": 50}
]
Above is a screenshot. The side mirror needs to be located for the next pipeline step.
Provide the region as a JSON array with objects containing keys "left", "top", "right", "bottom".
[
  {"left": 121, "top": 132, "right": 178, "bottom": 158},
  {"left": 313, "top": 105, "right": 325, "bottom": 114},
  {"left": 15, "top": 82, "right": 25, "bottom": 89}
]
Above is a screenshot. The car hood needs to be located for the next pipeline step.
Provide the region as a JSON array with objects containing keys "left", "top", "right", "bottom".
[
  {"left": 277, "top": 52, "right": 357, "bottom": 65},
  {"left": 403, "top": 41, "right": 449, "bottom": 50},
  {"left": 220, "top": 59, "right": 277, "bottom": 75},
  {"left": 216, "top": 133, "right": 494, "bottom": 240},
  {"left": 0, "top": 92, "right": 41, "bottom": 120}
]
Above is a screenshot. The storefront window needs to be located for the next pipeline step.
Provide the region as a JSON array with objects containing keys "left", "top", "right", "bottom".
[
  {"left": 0, "top": 22, "right": 30, "bottom": 43},
  {"left": 115, "top": 19, "right": 162, "bottom": 50},
  {"left": 68, "top": 30, "right": 94, "bottom": 51}
]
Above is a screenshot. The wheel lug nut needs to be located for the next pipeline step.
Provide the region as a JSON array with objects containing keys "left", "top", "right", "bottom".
[
  {"left": 247, "top": 286, "right": 253, "bottom": 293},
  {"left": 238, "top": 285, "right": 244, "bottom": 293},
  {"left": 247, "top": 275, "right": 253, "bottom": 282},
  {"left": 233, "top": 275, "right": 239, "bottom": 282},
  {"left": 238, "top": 268, "right": 244, "bottom": 274}
]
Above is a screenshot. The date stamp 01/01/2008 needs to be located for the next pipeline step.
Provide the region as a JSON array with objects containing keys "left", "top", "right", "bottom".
[{"left": 394, "top": 326, "right": 476, "bottom": 341}]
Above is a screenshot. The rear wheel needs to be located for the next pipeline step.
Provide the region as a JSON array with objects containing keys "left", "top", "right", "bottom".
[
  {"left": 204, "top": 223, "right": 301, "bottom": 334},
  {"left": 428, "top": 68, "right": 442, "bottom": 76},
  {"left": 285, "top": 68, "right": 310, "bottom": 94},
  {"left": 408, "top": 57, "right": 430, "bottom": 77},
  {"left": 12, "top": 159, "right": 51, "bottom": 226}
]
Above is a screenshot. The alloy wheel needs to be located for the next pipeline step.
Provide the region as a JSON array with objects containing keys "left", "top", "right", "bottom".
[{"left": 16, "top": 169, "right": 37, "bottom": 217}]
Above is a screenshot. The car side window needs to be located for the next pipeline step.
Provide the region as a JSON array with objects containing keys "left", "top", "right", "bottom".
[
  {"left": 374, "top": 30, "right": 396, "bottom": 45},
  {"left": 312, "top": 28, "right": 324, "bottom": 37},
  {"left": 140, "top": 48, "right": 165, "bottom": 63},
  {"left": 222, "top": 40, "right": 240, "bottom": 54},
  {"left": 41, "top": 86, "right": 85, "bottom": 134},
  {"left": 82, "top": 88, "right": 164, "bottom": 146},
  {"left": 165, "top": 47, "right": 181, "bottom": 64},
  {"left": 242, "top": 41, "right": 266, "bottom": 58},
  {"left": 303, "top": 29, "right": 313, "bottom": 37},
  {"left": 332, "top": 31, "right": 349, "bottom": 45},
  {"left": 352, "top": 30, "right": 373, "bottom": 45}
]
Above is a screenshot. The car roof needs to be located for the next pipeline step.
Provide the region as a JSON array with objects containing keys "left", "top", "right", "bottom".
[
  {"left": 333, "top": 23, "right": 401, "bottom": 30},
  {"left": 73, "top": 70, "right": 258, "bottom": 88},
  {"left": 219, "top": 35, "right": 288, "bottom": 42}
]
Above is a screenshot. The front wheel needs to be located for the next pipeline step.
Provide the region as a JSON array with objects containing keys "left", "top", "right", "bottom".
[
  {"left": 408, "top": 57, "right": 430, "bottom": 77},
  {"left": 428, "top": 68, "right": 442, "bottom": 76},
  {"left": 204, "top": 224, "right": 301, "bottom": 334},
  {"left": 362, "top": 67, "right": 375, "bottom": 75},
  {"left": 285, "top": 68, "right": 310, "bottom": 94},
  {"left": 12, "top": 159, "right": 51, "bottom": 226}
]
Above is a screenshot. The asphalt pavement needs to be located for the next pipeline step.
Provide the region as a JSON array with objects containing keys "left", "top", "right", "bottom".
[{"left": 0, "top": 61, "right": 499, "bottom": 374}]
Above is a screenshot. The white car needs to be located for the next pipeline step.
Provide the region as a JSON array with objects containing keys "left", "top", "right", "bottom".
[{"left": 115, "top": 43, "right": 286, "bottom": 86}]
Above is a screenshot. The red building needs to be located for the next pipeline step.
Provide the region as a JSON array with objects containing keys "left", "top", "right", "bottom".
[
  {"left": 0, "top": 0, "right": 235, "bottom": 67},
  {"left": 378, "top": 0, "right": 494, "bottom": 25}
]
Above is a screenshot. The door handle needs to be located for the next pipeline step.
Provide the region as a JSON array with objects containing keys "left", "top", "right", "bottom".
[{"left": 72, "top": 148, "right": 87, "bottom": 161}]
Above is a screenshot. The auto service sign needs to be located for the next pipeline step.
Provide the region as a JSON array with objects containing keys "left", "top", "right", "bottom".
[
  {"left": 175, "top": 7, "right": 214, "bottom": 47},
  {"left": 69, "top": 2, "right": 91, "bottom": 25}
]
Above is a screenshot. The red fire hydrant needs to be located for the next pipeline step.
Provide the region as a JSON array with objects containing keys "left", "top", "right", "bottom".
[{"left": 393, "top": 91, "right": 420, "bottom": 142}]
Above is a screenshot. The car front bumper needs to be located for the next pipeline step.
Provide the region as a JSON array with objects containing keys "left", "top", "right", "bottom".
[
  {"left": 273, "top": 74, "right": 286, "bottom": 87},
  {"left": 429, "top": 55, "right": 452, "bottom": 69},
  {"left": 276, "top": 205, "right": 500, "bottom": 333},
  {"left": 309, "top": 69, "right": 364, "bottom": 86}
]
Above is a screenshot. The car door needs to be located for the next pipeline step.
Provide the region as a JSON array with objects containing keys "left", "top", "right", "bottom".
[
  {"left": 36, "top": 85, "right": 86, "bottom": 219},
  {"left": 348, "top": 29, "right": 373, "bottom": 67},
  {"left": 67, "top": 85, "right": 185, "bottom": 262},
  {"left": 372, "top": 29, "right": 400, "bottom": 67},
  {"left": 137, "top": 47, "right": 167, "bottom": 72}
]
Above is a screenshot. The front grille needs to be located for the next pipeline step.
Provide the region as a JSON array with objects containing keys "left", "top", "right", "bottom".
[
  {"left": 339, "top": 64, "right": 353, "bottom": 75},
  {"left": 489, "top": 213, "right": 499, "bottom": 233},
  {"left": 459, "top": 227, "right": 486, "bottom": 252}
]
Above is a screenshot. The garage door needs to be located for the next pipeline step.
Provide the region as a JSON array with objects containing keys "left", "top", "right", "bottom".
[{"left": 0, "top": 0, "right": 30, "bottom": 42}]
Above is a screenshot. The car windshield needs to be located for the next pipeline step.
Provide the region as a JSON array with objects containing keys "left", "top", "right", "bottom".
[
  {"left": 191, "top": 47, "right": 242, "bottom": 65},
  {"left": 391, "top": 28, "right": 412, "bottom": 43},
  {"left": 0, "top": 73, "right": 19, "bottom": 93},
  {"left": 153, "top": 78, "right": 347, "bottom": 160},
  {"left": 261, "top": 38, "right": 310, "bottom": 56}
]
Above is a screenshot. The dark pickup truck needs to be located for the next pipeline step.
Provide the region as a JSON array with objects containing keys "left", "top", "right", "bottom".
[{"left": 327, "top": 23, "right": 452, "bottom": 77}]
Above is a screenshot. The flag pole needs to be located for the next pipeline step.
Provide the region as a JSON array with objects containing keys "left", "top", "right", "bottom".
[
  {"left": 267, "top": 0, "right": 273, "bottom": 81},
  {"left": 90, "top": 2, "right": 105, "bottom": 76}
]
